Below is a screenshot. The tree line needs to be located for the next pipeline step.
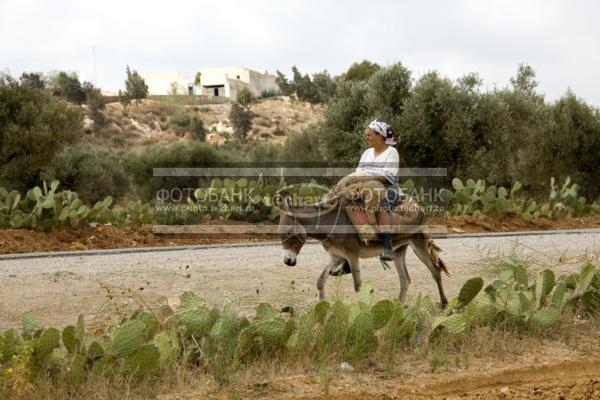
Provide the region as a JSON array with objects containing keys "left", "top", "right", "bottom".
[{"left": 1, "top": 61, "right": 599, "bottom": 203}]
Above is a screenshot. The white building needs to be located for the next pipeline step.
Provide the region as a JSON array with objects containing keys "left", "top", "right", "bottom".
[
  {"left": 142, "top": 71, "right": 193, "bottom": 95},
  {"left": 196, "top": 67, "right": 279, "bottom": 99}
]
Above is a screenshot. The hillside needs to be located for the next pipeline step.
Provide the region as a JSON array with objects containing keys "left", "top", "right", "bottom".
[{"left": 81, "top": 96, "right": 324, "bottom": 150}]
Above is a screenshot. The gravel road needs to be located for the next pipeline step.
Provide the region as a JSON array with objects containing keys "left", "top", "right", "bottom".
[{"left": 1, "top": 231, "right": 599, "bottom": 330}]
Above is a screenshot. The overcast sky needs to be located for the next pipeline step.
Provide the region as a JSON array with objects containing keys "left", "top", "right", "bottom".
[{"left": 1, "top": 0, "right": 599, "bottom": 104}]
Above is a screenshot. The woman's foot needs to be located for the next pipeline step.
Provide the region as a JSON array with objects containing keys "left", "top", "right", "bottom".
[{"left": 380, "top": 232, "right": 394, "bottom": 261}]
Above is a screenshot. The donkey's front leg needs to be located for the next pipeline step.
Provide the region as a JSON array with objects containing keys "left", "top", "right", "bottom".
[{"left": 317, "top": 254, "right": 343, "bottom": 299}]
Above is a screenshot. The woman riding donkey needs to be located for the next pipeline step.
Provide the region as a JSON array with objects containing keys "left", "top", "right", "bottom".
[
  {"left": 280, "top": 119, "right": 447, "bottom": 304},
  {"left": 320, "top": 120, "right": 423, "bottom": 272}
]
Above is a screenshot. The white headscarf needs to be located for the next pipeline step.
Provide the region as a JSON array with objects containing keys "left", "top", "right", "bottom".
[{"left": 367, "top": 119, "right": 398, "bottom": 145}]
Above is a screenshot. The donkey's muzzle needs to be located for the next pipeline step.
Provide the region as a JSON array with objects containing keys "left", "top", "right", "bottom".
[
  {"left": 283, "top": 256, "right": 296, "bottom": 266},
  {"left": 283, "top": 250, "right": 297, "bottom": 266}
]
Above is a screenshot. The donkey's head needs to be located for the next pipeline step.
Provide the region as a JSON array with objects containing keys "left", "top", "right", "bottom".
[{"left": 278, "top": 196, "right": 307, "bottom": 266}]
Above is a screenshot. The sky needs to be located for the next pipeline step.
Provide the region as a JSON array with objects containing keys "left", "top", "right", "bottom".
[{"left": 1, "top": 0, "right": 599, "bottom": 104}]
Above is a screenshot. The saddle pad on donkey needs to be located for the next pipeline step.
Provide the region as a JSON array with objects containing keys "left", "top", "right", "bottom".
[
  {"left": 344, "top": 206, "right": 380, "bottom": 243},
  {"left": 344, "top": 198, "right": 426, "bottom": 242}
]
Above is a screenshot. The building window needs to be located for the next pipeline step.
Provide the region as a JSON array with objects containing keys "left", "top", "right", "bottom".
[{"left": 236, "top": 75, "right": 240, "bottom": 79}]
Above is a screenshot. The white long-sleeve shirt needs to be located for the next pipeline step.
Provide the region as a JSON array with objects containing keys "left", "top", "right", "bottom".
[{"left": 355, "top": 146, "right": 400, "bottom": 185}]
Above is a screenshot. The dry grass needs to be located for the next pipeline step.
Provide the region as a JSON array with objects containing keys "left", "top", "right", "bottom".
[{"left": 23, "top": 369, "right": 215, "bottom": 400}]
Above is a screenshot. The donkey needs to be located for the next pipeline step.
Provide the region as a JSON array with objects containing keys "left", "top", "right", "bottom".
[{"left": 278, "top": 197, "right": 450, "bottom": 306}]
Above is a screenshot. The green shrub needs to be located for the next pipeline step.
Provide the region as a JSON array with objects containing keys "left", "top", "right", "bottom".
[
  {"left": 82, "top": 81, "right": 106, "bottom": 128},
  {"left": 112, "top": 134, "right": 126, "bottom": 145},
  {"left": 123, "top": 141, "right": 227, "bottom": 202},
  {"left": 260, "top": 89, "right": 279, "bottom": 98},
  {"left": 365, "top": 62, "right": 411, "bottom": 119},
  {"left": 520, "top": 91, "right": 600, "bottom": 198},
  {"left": 19, "top": 72, "right": 46, "bottom": 89},
  {"left": 275, "top": 67, "right": 334, "bottom": 104},
  {"left": 397, "top": 71, "right": 482, "bottom": 180},
  {"left": 0, "top": 75, "right": 80, "bottom": 192},
  {"left": 50, "top": 71, "right": 86, "bottom": 104},
  {"left": 42, "top": 145, "right": 129, "bottom": 204},
  {"left": 229, "top": 103, "right": 253, "bottom": 140},
  {"left": 280, "top": 127, "right": 324, "bottom": 163},
  {"left": 168, "top": 113, "right": 206, "bottom": 140},
  {"left": 338, "top": 60, "right": 381, "bottom": 83},
  {"left": 317, "top": 80, "right": 369, "bottom": 162},
  {"left": 221, "top": 140, "right": 282, "bottom": 163},
  {"left": 121, "top": 66, "right": 148, "bottom": 106},
  {"left": 235, "top": 86, "right": 255, "bottom": 110}
]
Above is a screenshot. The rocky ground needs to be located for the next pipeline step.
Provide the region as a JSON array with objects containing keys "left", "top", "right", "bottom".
[{"left": 81, "top": 96, "right": 323, "bottom": 150}]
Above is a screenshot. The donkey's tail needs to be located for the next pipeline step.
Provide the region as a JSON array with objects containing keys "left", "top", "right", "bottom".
[{"left": 428, "top": 239, "right": 450, "bottom": 276}]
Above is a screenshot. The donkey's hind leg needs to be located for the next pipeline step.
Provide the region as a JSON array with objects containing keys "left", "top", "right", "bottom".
[
  {"left": 347, "top": 252, "right": 362, "bottom": 293},
  {"left": 317, "top": 254, "right": 343, "bottom": 299},
  {"left": 410, "top": 237, "right": 448, "bottom": 307},
  {"left": 393, "top": 245, "right": 411, "bottom": 303}
]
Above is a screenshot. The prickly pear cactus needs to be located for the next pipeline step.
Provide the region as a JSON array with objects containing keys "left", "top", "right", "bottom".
[
  {"left": 68, "top": 353, "right": 86, "bottom": 383},
  {"left": 287, "top": 312, "right": 315, "bottom": 352},
  {"left": 21, "top": 313, "right": 38, "bottom": 337},
  {"left": 158, "top": 305, "right": 174, "bottom": 320},
  {"left": 1, "top": 329, "right": 18, "bottom": 362},
  {"left": 62, "top": 325, "right": 76, "bottom": 354},
  {"left": 575, "top": 264, "right": 596, "bottom": 296},
  {"left": 320, "top": 301, "right": 349, "bottom": 351},
  {"left": 133, "top": 310, "right": 159, "bottom": 340},
  {"left": 179, "top": 291, "right": 204, "bottom": 309},
  {"left": 513, "top": 265, "right": 529, "bottom": 287},
  {"left": 582, "top": 291, "right": 600, "bottom": 315},
  {"left": 371, "top": 300, "right": 394, "bottom": 330},
  {"left": 429, "top": 314, "right": 468, "bottom": 343},
  {"left": 457, "top": 277, "right": 484, "bottom": 309},
  {"left": 530, "top": 308, "right": 560, "bottom": 328},
  {"left": 122, "top": 344, "right": 160, "bottom": 377},
  {"left": 469, "top": 301, "right": 498, "bottom": 325},
  {"left": 551, "top": 281, "right": 569, "bottom": 308},
  {"left": 87, "top": 341, "right": 104, "bottom": 360},
  {"left": 111, "top": 320, "right": 146, "bottom": 357},
  {"left": 177, "top": 307, "right": 215, "bottom": 337},
  {"left": 34, "top": 328, "right": 60, "bottom": 361},
  {"left": 346, "top": 311, "right": 376, "bottom": 362},
  {"left": 154, "top": 332, "right": 176, "bottom": 367},
  {"left": 535, "top": 269, "right": 555, "bottom": 308},
  {"left": 313, "top": 301, "right": 330, "bottom": 324},
  {"left": 383, "top": 306, "right": 414, "bottom": 348},
  {"left": 252, "top": 319, "right": 290, "bottom": 348},
  {"left": 357, "top": 282, "right": 374, "bottom": 306},
  {"left": 256, "top": 303, "right": 281, "bottom": 320}
]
